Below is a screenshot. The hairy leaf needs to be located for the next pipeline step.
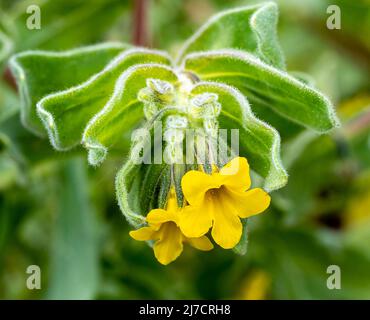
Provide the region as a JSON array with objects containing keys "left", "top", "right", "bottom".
[
  {"left": 47, "top": 158, "right": 99, "bottom": 299},
  {"left": 12, "top": 0, "right": 128, "bottom": 51},
  {"left": 233, "top": 219, "right": 248, "bottom": 255},
  {"left": 191, "top": 82, "right": 287, "bottom": 191},
  {"left": 183, "top": 50, "right": 339, "bottom": 132},
  {"left": 115, "top": 106, "right": 182, "bottom": 224},
  {"left": 116, "top": 158, "right": 146, "bottom": 228},
  {"left": 82, "top": 63, "right": 177, "bottom": 166},
  {"left": 177, "top": 2, "right": 285, "bottom": 69},
  {"left": 17, "top": 49, "right": 170, "bottom": 156},
  {"left": 9, "top": 42, "right": 129, "bottom": 134},
  {"left": 140, "top": 163, "right": 170, "bottom": 213}
]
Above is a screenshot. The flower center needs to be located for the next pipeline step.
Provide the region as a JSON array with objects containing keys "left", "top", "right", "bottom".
[
  {"left": 160, "top": 221, "right": 179, "bottom": 234},
  {"left": 206, "top": 185, "right": 226, "bottom": 200}
]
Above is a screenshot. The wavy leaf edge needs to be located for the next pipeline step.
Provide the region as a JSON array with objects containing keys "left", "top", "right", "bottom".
[
  {"left": 191, "top": 80, "right": 288, "bottom": 191},
  {"left": 8, "top": 42, "right": 129, "bottom": 136},
  {"left": 181, "top": 49, "right": 341, "bottom": 132},
  {"left": 33, "top": 48, "right": 173, "bottom": 152},
  {"left": 82, "top": 63, "right": 179, "bottom": 166},
  {"left": 176, "top": 1, "right": 285, "bottom": 68}
]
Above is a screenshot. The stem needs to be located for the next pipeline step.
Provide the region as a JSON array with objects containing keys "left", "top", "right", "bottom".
[{"left": 132, "top": 0, "right": 150, "bottom": 47}]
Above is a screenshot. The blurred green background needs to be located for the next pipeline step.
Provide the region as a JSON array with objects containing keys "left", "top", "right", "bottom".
[{"left": 0, "top": 0, "right": 369, "bottom": 299}]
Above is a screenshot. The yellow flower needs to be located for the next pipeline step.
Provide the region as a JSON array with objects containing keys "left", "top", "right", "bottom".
[
  {"left": 180, "top": 157, "right": 271, "bottom": 249},
  {"left": 129, "top": 189, "right": 213, "bottom": 265}
]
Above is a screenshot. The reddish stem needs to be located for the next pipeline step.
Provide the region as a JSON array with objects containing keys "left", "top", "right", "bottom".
[
  {"left": 132, "top": 0, "right": 150, "bottom": 47},
  {"left": 2, "top": 67, "right": 17, "bottom": 91}
]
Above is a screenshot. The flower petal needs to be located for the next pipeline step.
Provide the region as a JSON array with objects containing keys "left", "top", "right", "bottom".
[
  {"left": 210, "top": 195, "right": 243, "bottom": 249},
  {"left": 179, "top": 205, "right": 213, "bottom": 238},
  {"left": 181, "top": 170, "right": 222, "bottom": 206},
  {"left": 220, "top": 157, "right": 251, "bottom": 192},
  {"left": 153, "top": 223, "right": 184, "bottom": 265},
  {"left": 224, "top": 188, "right": 271, "bottom": 218},
  {"left": 187, "top": 236, "right": 214, "bottom": 251},
  {"left": 147, "top": 208, "right": 179, "bottom": 229},
  {"left": 129, "top": 227, "right": 156, "bottom": 241}
]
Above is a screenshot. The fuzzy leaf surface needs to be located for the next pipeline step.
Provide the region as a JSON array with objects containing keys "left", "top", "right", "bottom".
[
  {"left": 9, "top": 42, "right": 129, "bottom": 134},
  {"left": 177, "top": 2, "right": 285, "bottom": 69},
  {"left": 183, "top": 50, "right": 339, "bottom": 132}
]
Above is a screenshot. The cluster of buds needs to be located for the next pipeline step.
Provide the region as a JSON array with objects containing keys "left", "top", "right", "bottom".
[{"left": 137, "top": 78, "right": 223, "bottom": 165}]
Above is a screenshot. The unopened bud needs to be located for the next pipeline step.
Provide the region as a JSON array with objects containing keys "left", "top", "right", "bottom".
[
  {"left": 189, "top": 93, "right": 221, "bottom": 119},
  {"left": 138, "top": 79, "right": 175, "bottom": 120},
  {"left": 147, "top": 79, "right": 174, "bottom": 96}
]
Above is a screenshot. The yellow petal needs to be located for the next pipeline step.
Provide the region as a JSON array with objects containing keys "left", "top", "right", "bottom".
[
  {"left": 165, "top": 188, "right": 179, "bottom": 213},
  {"left": 187, "top": 236, "right": 214, "bottom": 251},
  {"left": 224, "top": 188, "right": 271, "bottom": 218},
  {"left": 146, "top": 208, "right": 179, "bottom": 229},
  {"left": 220, "top": 157, "right": 251, "bottom": 192},
  {"left": 153, "top": 222, "right": 184, "bottom": 265},
  {"left": 129, "top": 227, "right": 156, "bottom": 241},
  {"left": 210, "top": 194, "right": 243, "bottom": 249},
  {"left": 179, "top": 205, "right": 213, "bottom": 238},
  {"left": 181, "top": 170, "right": 221, "bottom": 206}
]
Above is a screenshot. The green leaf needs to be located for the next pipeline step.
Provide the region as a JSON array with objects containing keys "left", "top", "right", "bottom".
[
  {"left": 140, "top": 163, "right": 170, "bottom": 213},
  {"left": 82, "top": 63, "right": 177, "bottom": 166},
  {"left": 22, "top": 49, "right": 170, "bottom": 156},
  {"left": 233, "top": 219, "right": 248, "bottom": 255},
  {"left": 177, "top": 2, "right": 285, "bottom": 69},
  {"left": 9, "top": 42, "right": 129, "bottom": 135},
  {"left": 115, "top": 106, "right": 182, "bottom": 226},
  {"left": 173, "top": 164, "right": 186, "bottom": 207},
  {"left": 158, "top": 166, "right": 171, "bottom": 209},
  {"left": 11, "top": 0, "right": 128, "bottom": 51},
  {"left": 183, "top": 50, "right": 340, "bottom": 133},
  {"left": 191, "top": 82, "right": 287, "bottom": 191},
  {"left": 251, "top": 102, "right": 304, "bottom": 141},
  {"left": 47, "top": 158, "right": 99, "bottom": 299},
  {"left": 115, "top": 158, "right": 146, "bottom": 228}
]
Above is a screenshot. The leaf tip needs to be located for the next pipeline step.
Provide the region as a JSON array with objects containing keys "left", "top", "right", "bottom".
[{"left": 84, "top": 141, "right": 108, "bottom": 166}]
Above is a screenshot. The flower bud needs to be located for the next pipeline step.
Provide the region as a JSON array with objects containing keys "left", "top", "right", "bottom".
[
  {"left": 147, "top": 78, "right": 174, "bottom": 96},
  {"left": 189, "top": 93, "right": 221, "bottom": 119},
  {"left": 138, "top": 79, "right": 175, "bottom": 120}
]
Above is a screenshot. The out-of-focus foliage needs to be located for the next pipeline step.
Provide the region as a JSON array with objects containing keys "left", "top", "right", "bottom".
[{"left": 0, "top": 0, "right": 369, "bottom": 300}]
